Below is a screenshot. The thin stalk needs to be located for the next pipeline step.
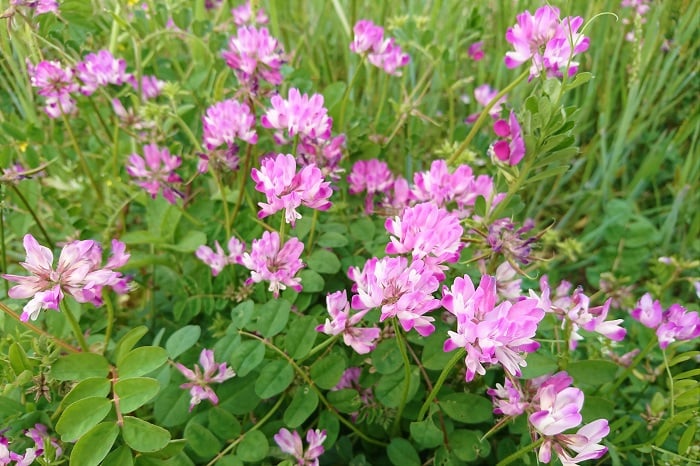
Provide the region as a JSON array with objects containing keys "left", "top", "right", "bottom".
[
  {"left": 373, "top": 71, "right": 389, "bottom": 129},
  {"left": 279, "top": 214, "right": 286, "bottom": 243},
  {"left": 9, "top": 184, "right": 53, "bottom": 249},
  {"left": 0, "top": 186, "right": 7, "bottom": 295},
  {"left": 338, "top": 56, "right": 365, "bottom": 130},
  {"left": 299, "top": 334, "right": 340, "bottom": 364},
  {"left": 604, "top": 337, "right": 657, "bottom": 395},
  {"left": 392, "top": 319, "right": 412, "bottom": 436},
  {"left": 0, "top": 302, "right": 79, "bottom": 353},
  {"left": 447, "top": 70, "right": 529, "bottom": 166},
  {"left": 661, "top": 348, "right": 674, "bottom": 418},
  {"left": 60, "top": 113, "right": 103, "bottom": 202},
  {"left": 417, "top": 348, "right": 465, "bottom": 421},
  {"left": 210, "top": 166, "right": 232, "bottom": 239},
  {"left": 496, "top": 437, "right": 544, "bottom": 466},
  {"left": 305, "top": 209, "right": 319, "bottom": 257},
  {"left": 230, "top": 142, "right": 255, "bottom": 227},
  {"left": 103, "top": 295, "right": 115, "bottom": 353},
  {"left": 59, "top": 301, "right": 89, "bottom": 352}
]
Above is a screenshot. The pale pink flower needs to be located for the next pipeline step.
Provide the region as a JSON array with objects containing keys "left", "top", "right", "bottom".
[
  {"left": 202, "top": 99, "right": 258, "bottom": 150},
  {"left": 12, "top": 0, "right": 58, "bottom": 15},
  {"left": 196, "top": 237, "right": 246, "bottom": 276},
  {"left": 25, "top": 423, "right": 62, "bottom": 459},
  {"left": 656, "top": 303, "right": 700, "bottom": 349},
  {"left": 491, "top": 110, "right": 526, "bottom": 165},
  {"left": 552, "top": 419, "right": 610, "bottom": 466},
  {"left": 3, "top": 234, "right": 130, "bottom": 321},
  {"left": 494, "top": 262, "right": 522, "bottom": 301},
  {"left": 240, "top": 231, "right": 304, "bottom": 297},
  {"left": 197, "top": 146, "right": 240, "bottom": 174},
  {"left": 468, "top": 41, "right": 485, "bottom": 61},
  {"left": 252, "top": 153, "right": 332, "bottom": 226},
  {"left": 487, "top": 378, "right": 528, "bottom": 416},
  {"left": 128, "top": 75, "right": 165, "bottom": 99},
  {"left": 26, "top": 60, "right": 78, "bottom": 118},
  {"left": 1, "top": 163, "right": 30, "bottom": 185},
  {"left": 222, "top": 26, "right": 286, "bottom": 90},
  {"left": 231, "top": 0, "right": 268, "bottom": 25},
  {"left": 348, "top": 257, "right": 440, "bottom": 336},
  {"left": 126, "top": 143, "right": 183, "bottom": 204},
  {"left": 274, "top": 428, "right": 326, "bottom": 466},
  {"left": 349, "top": 20, "right": 384, "bottom": 54},
  {"left": 316, "top": 290, "right": 380, "bottom": 354},
  {"left": 630, "top": 292, "right": 664, "bottom": 328},
  {"left": 347, "top": 159, "right": 394, "bottom": 213},
  {"left": 261, "top": 88, "right": 333, "bottom": 142},
  {"left": 530, "top": 386, "right": 584, "bottom": 436},
  {"left": 368, "top": 37, "right": 410, "bottom": 76},
  {"left": 465, "top": 84, "right": 506, "bottom": 123},
  {"left": 175, "top": 349, "right": 235, "bottom": 411},
  {"left": 75, "top": 50, "right": 129, "bottom": 95},
  {"left": 297, "top": 134, "right": 345, "bottom": 181}
]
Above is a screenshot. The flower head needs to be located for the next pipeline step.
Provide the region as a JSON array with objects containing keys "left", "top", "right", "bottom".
[
  {"left": 262, "top": 88, "right": 333, "bottom": 142},
  {"left": 350, "top": 20, "right": 410, "bottom": 75},
  {"left": 128, "top": 75, "right": 165, "bottom": 99},
  {"left": 240, "top": 231, "right": 304, "bottom": 297},
  {"left": 175, "top": 349, "right": 235, "bottom": 411},
  {"left": 26, "top": 59, "right": 78, "bottom": 118},
  {"left": 231, "top": 0, "right": 268, "bottom": 26},
  {"left": 222, "top": 26, "right": 286, "bottom": 91},
  {"left": 316, "top": 290, "right": 380, "bottom": 354},
  {"left": 468, "top": 41, "right": 485, "bottom": 61},
  {"left": 491, "top": 110, "right": 525, "bottom": 165},
  {"left": 349, "top": 20, "right": 384, "bottom": 54},
  {"left": 126, "top": 143, "right": 183, "bottom": 204},
  {"left": 274, "top": 428, "right": 326, "bottom": 466},
  {"left": 203, "top": 99, "right": 258, "bottom": 150},
  {"left": 196, "top": 237, "right": 246, "bottom": 276},
  {"left": 75, "top": 50, "right": 129, "bottom": 95},
  {"left": 347, "top": 159, "right": 395, "bottom": 213}
]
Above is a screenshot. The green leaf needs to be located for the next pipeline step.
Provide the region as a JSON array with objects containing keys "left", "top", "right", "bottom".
[
  {"left": 102, "top": 446, "right": 133, "bottom": 466},
  {"left": 581, "top": 396, "right": 615, "bottom": 424},
  {"left": 372, "top": 339, "right": 404, "bottom": 374},
  {"left": 52, "top": 353, "right": 110, "bottom": 381},
  {"left": 298, "top": 270, "right": 324, "bottom": 293},
  {"left": 283, "top": 385, "right": 319, "bottom": 428},
  {"left": 165, "top": 325, "right": 201, "bottom": 358},
  {"left": 421, "top": 333, "right": 454, "bottom": 371},
  {"left": 237, "top": 430, "right": 268, "bottom": 462},
  {"left": 566, "top": 71, "right": 593, "bottom": 90},
  {"left": 58, "top": 377, "right": 111, "bottom": 412},
  {"left": 307, "top": 249, "right": 341, "bottom": 274},
  {"left": 319, "top": 410, "right": 340, "bottom": 448},
  {"left": 167, "top": 230, "right": 207, "bottom": 253},
  {"left": 410, "top": 418, "right": 443, "bottom": 449},
  {"left": 153, "top": 384, "right": 192, "bottom": 427},
  {"left": 284, "top": 316, "right": 318, "bottom": 359},
  {"left": 375, "top": 367, "right": 420, "bottom": 408},
  {"left": 114, "top": 377, "right": 161, "bottom": 413},
  {"left": 9, "top": 342, "right": 33, "bottom": 374},
  {"left": 56, "top": 396, "right": 113, "bottom": 442},
  {"left": 0, "top": 396, "right": 25, "bottom": 418},
  {"left": 230, "top": 339, "right": 266, "bottom": 377},
  {"left": 255, "top": 360, "right": 294, "bottom": 398},
  {"left": 252, "top": 299, "right": 291, "bottom": 338},
  {"left": 113, "top": 326, "right": 149, "bottom": 365},
  {"left": 215, "top": 456, "right": 244, "bottom": 466},
  {"left": 439, "top": 393, "right": 493, "bottom": 424},
  {"left": 450, "top": 429, "right": 490, "bottom": 461},
  {"left": 118, "top": 346, "right": 168, "bottom": 378},
  {"left": 310, "top": 353, "right": 346, "bottom": 389},
  {"left": 185, "top": 422, "right": 222, "bottom": 460},
  {"left": 208, "top": 407, "right": 241, "bottom": 439},
  {"left": 327, "top": 389, "right": 361, "bottom": 414},
  {"left": 231, "top": 300, "right": 255, "bottom": 329},
  {"left": 141, "top": 439, "right": 187, "bottom": 460},
  {"left": 122, "top": 416, "right": 172, "bottom": 453},
  {"left": 387, "top": 438, "right": 420, "bottom": 466},
  {"left": 317, "top": 232, "right": 349, "bottom": 248},
  {"left": 70, "top": 422, "right": 119, "bottom": 466},
  {"left": 567, "top": 360, "right": 618, "bottom": 387},
  {"left": 520, "top": 352, "right": 559, "bottom": 379}
]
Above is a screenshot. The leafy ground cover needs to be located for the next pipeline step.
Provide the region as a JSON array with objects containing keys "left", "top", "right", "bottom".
[{"left": 0, "top": 0, "right": 698, "bottom": 465}]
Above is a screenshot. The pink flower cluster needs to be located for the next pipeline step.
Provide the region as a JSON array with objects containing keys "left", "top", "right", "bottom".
[
  {"left": 274, "top": 428, "right": 326, "bottom": 466},
  {"left": 75, "top": 50, "right": 129, "bottom": 95},
  {"left": 467, "top": 41, "right": 485, "bottom": 61},
  {"left": 0, "top": 423, "right": 62, "bottom": 465},
  {"left": 3, "top": 234, "right": 130, "bottom": 322},
  {"left": 251, "top": 153, "right": 333, "bottom": 226},
  {"left": 347, "top": 159, "right": 395, "bottom": 213},
  {"left": 442, "top": 274, "right": 545, "bottom": 381},
  {"left": 505, "top": 6, "right": 590, "bottom": 78},
  {"left": 175, "top": 349, "right": 236, "bottom": 411},
  {"left": 489, "top": 372, "right": 609, "bottom": 465},
  {"left": 531, "top": 276, "right": 627, "bottom": 350},
  {"left": 465, "top": 84, "right": 507, "bottom": 124},
  {"left": 317, "top": 290, "right": 380, "bottom": 354},
  {"left": 491, "top": 110, "right": 525, "bottom": 165},
  {"left": 240, "top": 231, "right": 304, "bottom": 297},
  {"left": 202, "top": 98, "right": 258, "bottom": 150},
  {"left": 231, "top": 0, "right": 268, "bottom": 26},
  {"left": 126, "top": 143, "right": 183, "bottom": 204},
  {"left": 631, "top": 293, "right": 700, "bottom": 348},
  {"left": 222, "top": 26, "right": 286, "bottom": 91},
  {"left": 11, "top": 0, "right": 58, "bottom": 15},
  {"left": 195, "top": 237, "right": 246, "bottom": 276},
  {"left": 350, "top": 20, "right": 410, "bottom": 75},
  {"left": 486, "top": 217, "right": 536, "bottom": 265},
  {"left": 26, "top": 60, "right": 78, "bottom": 118}
]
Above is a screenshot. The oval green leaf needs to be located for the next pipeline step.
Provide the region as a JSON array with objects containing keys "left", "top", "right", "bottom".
[
  {"left": 283, "top": 385, "right": 319, "bottom": 428},
  {"left": 254, "top": 360, "right": 294, "bottom": 398},
  {"left": 122, "top": 416, "right": 171, "bottom": 453},
  {"left": 439, "top": 393, "right": 493, "bottom": 424},
  {"left": 118, "top": 346, "right": 168, "bottom": 378},
  {"left": 114, "top": 377, "right": 161, "bottom": 413},
  {"left": 58, "top": 377, "right": 111, "bottom": 413},
  {"left": 56, "top": 396, "right": 113, "bottom": 442},
  {"left": 387, "top": 438, "right": 420, "bottom": 466},
  {"left": 51, "top": 353, "right": 110, "bottom": 381},
  {"left": 237, "top": 430, "right": 268, "bottom": 463},
  {"left": 230, "top": 339, "right": 265, "bottom": 377},
  {"left": 69, "top": 422, "right": 119, "bottom": 466},
  {"left": 165, "top": 325, "right": 201, "bottom": 359}
]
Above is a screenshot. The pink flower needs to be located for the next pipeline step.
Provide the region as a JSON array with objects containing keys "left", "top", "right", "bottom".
[
  {"left": 128, "top": 75, "right": 165, "bottom": 99},
  {"left": 316, "top": 290, "right": 380, "bottom": 354},
  {"left": 240, "top": 231, "right": 304, "bottom": 297},
  {"left": 126, "top": 143, "right": 183, "bottom": 204},
  {"left": 465, "top": 84, "right": 506, "bottom": 123},
  {"left": 487, "top": 218, "right": 536, "bottom": 264},
  {"left": 75, "top": 50, "right": 129, "bottom": 95},
  {"left": 296, "top": 134, "right": 346, "bottom": 181},
  {"left": 12, "top": 0, "right": 58, "bottom": 15},
  {"left": 349, "top": 20, "right": 384, "bottom": 54},
  {"left": 26, "top": 60, "right": 78, "bottom": 118},
  {"left": 274, "top": 428, "right": 326, "bottom": 466},
  {"left": 251, "top": 153, "right": 333, "bottom": 226},
  {"left": 222, "top": 26, "right": 286, "bottom": 90},
  {"left": 551, "top": 419, "right": 610, "bottom": 466},
  {"left": 487, "top": 378, "right": 528, "bottom": 416},
  {"left": 347, "top": 159, "right": 395, "bottom": 213},
  {"left": 196, "top": 237, "right": 246, "bottom": 276},
  {"left": 348, "top": 257, "right": 440, "bottom": 336},
  {"left": 468, "top": 41, "right": 485, "bottom": 61},
  {"left": 368, "top": 37, "right": 410, "bottom": 76},
  {"left": 25, "top": 424, "right": 62, "bottom": 459},
  {"left": 261, "top": 88, "right": 333, "bottom": 142},
  {"left": 656, "top": 303, "right": 700, "bottom": 349},
  {"left": 2, "top": 234, "right": 130, "bottom": 321},
  {"left": 442, "top": 275, "right": 544, "bottom": 381},
  {"left": 630, "top": 292, "right": 664, "bottom": 328},
  {"left": 175, "top": 349, "right": 235, "bottom": 411},
  {"left": 231, "top": 0, "right": 268, "bottom": 26},
  {"left": 494, "top": 262, "right": 521, "bottom": 301},
  {"left": 529, "top": 386, "right": 584, "bottom": 436},
  {"left": 202, "top": 99, "right": 258, "bottom": 150},
  {"left": 504, "top": 6, "right": 590, "bottom": 78},
  {"left": 491, "top": 110, "right": 526, "bottom": 165}
]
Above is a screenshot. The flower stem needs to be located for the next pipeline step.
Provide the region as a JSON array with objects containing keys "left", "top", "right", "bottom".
[
  {"left": 59, "top": 301, "right": 89, "bottom": 352},
  {"left": 230, "top": 142, "right": 254, "bottom": 227},
  {"left": 417, "top": 348, "right": 465, "bottom": 421},
  {"left": 60, "top": 113, "right": 103, "bottom": 202},
  {"left": 496, "top": 437, "right": 544, "bottom": 466},
  {"left": 299, "top": 334, "right": 340, "bottom": 363},
  {"left": 392, "top": 319, "right": 412, "bottom": 436},
  {"left": 447, "top": 70, "right": 529, "bottom": 166},
  {"left": 305, "top": 209, "right": 319, "bottom": 257},
  {"left": 338, "top": 56, "right": 365, "bottom": 131},
  {"left": 210, "top": 166, "right": 232, "bottom": 239},
  {"left": 661, "top": 347, "right": 674, "bottom": 418},
  {"left": 103, "top": 295, "right": 115, "bottom": 353},
  {"left": 0, "top": 301, "right": 79, "bottom": 353},
  {"left": 9, "top": 184, "right": 54, "bottom": 249},
  {"left": 0, "top": 187, "right": 7, "bottom": 296},
  {"left": 603, "top": 337, "right": 657, "bottom": 395}
]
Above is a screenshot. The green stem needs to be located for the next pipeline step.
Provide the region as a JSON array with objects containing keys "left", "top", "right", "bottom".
[
  {"left": 59, "top": 301, "right": 89, "bottom": 352},
  {"left": 417, "top": 348, "right": 465, "bottom": 421},
  {"left": 392, "top": 319, "right": 412, "bottom": 436},
  {"left": 604, "top": 337, "right": 657, "bottom": 395},
  {"left": 299, "top": 334, "right": 340, "bottom": 363},
  {"left": 305, "top": 209, "right": 319, "bottom": 257},
  {"left": 0, "top": 186, "right": 7, "bottom": 295},
  {"left": 447, "top": 70, "right": 529, "bottom": 166},
  {"left": 279, "top": 214, "right": 286, "bottom": 243},
  {"left": 239, "top": 330, "right": 386, "bottom": 447},
  {"left": 0, "top": 301, "right": 79, "bottom": 353},
  {"left": 9, "top": 184, "right": 54, "bottom": 249},
  {"left": 103, "top": 295, "right": 115, "bottom": 353},
  {"left": 230, "top": 142, "right": 254, "bottom": 228},
  {"left": 661, "top": 348, "right": 674, "bottom": 418},
  {"left": 373, "top": 72, "right": 389, "bottom": 129},
  {"left": 60, "top": 113, "right": 103, "bottom": 202},
  {"left": 496, "top": 437, "right": 544, "bottom": 466},
  {"left": 211, "top": 166, "right": 232, "bottom": 239},
  {"left": 338, "top": 56, "right": 365, "bottom": 130}
]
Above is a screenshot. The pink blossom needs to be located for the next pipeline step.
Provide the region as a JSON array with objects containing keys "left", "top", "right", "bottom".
[
  {"left": 261, "top": 88, "right": 333, "bottom": 142},
  {"left": 222, "top": 26, "right": 286, "bottom": 90},
  {"left": 630, "top": 292, "right": 664, "bottom": 328},
  {"left": 25, "top": 423, "right": 62, "bottom": 459},
  {"left": 1, "top": 163, "right": 30, "bottom": 185},
  {"left": 3, "top": 234, "right": 130, "bottom": 321},
  {"left": 252, "top": 153, "right": 332, "bottom": 226},
  {"left": 274, "top": 428, "right": 326, "bottom": 466},
  {"left": 465, "top": 84, "right": 506, "bottom": 123},
  {"left": 348, "top": 257, "right": 440, "bottom": 336},
  {"left": 196, "top": 237, "right": 246, "bottom": 276},
  {"left": 504, "top": 6, "right": 590, "bottom": 78},
  {"left": 12, "top": 0, "right": 58, "bottom": 15},
  {"left": 529, "top": 386, "right": 584, "bottom": 436},
  {"left": 231, "top": 1, "right": 268, "bottom": 26},
  {"left": 468, "top": 41, "right": 485, "bottom": 61},
  {"left": 442, "top": 275, "right": 544, "bottom": 381},
  {"left": 491, "top": 110, "right": 525, "bottom": 165},
  {"left": 494, "top": 262, "right": 522, "bottom": 301},
  {"left": 316, "top": 290, "right": 380, "bottom": 354},
  {"left": 296, "top": 134, "right": 345, "bottom": 181},
  {"left": 128, "top": 75, "right": 165, "bottom": 99},
  {"left": 656, "top": 303, "right": 700, "bottom": 349},
  {"left": 552, "top": 419, "right": 610, "bottom": 466},
  {"left": 202, "top": 99, "right": 258, "bottom": 150},
  {"left": 486, "top": 378, "right": 528, "bottom": 416},
  {"left": 347, "top": 159, "right": 395, "bottom": 213},
  {"left": 368, "top": 37, "right": 410, "bottom": 76},
  {"left": 349, "top": 20, "right": 384, "bottom": 54},
  {"left": 197, "top": 146, "right": 240, "bottom": 174},
  {"left": 26, "top": 60, "right": 78, "bottom": 118},
  {"left": 175, "top": 349, "right": 235, "bottom": 411},
  {"left": 487, "top": 218, "right": 536, "bottom": 264},
  {"left": 75, "top": 50, "right": 129, "bottom": 95},
  {"left": 126, "top": 143, "right": 183, "bottom": 204},
  {"left": 240, "top": 231, "right": 304, "bottom": 297}
]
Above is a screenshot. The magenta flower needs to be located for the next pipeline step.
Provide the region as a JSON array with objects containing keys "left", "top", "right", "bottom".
[
  {"left": 251, "top": 153, "right": 333, "bottom": 226},
  {"left": 349, "top": 20, "right": 384, "bottom": 54},
  {"left": 491, "top": 110, "right": 526, "bottom": 165},
  {"left": 465, "top": 84, "right": 506, "bottom": 123},
  {"left": 348, "top": 257, "right": 440, "bottom": 336},
  {"left": 529, "top": 386, "right": 584, "bottom": 436},
  {"left": 368, "top": 37, "right": 410, "bottom": 76},
  {"left": 274, "top": 428, "right": 326, "bottom": 466},
  {"left": 630, "top": 292, "right": 664, "bottom": 329},
  {"left": 231, "top": 0, "right": 268, "bottom": 26},
  {"left": 128, "top": 75, "right": 165, "bottom": 99},
  {"left": 175, "top": 349, "right": 235, "bottom": 411},
  {"left": 656, "top": 303, "right": 700, "bottom": 349},
  {"left": 3, "top": 234, "right": 130, "bottom": 321},
  {"left": 385, "top": 202, "right": 464, "bottom": 279},
  {"left": 486, "top": 378, "right": 528, "bottom": 416},
  {"left": 26, "top": 60, "right": 78, "bottom": 118},
  {"left": 316, "top": 290, "right": 380, "bottom": 354},
  {"left": 261, "top": 88, "right": 333, "bottom": 142},
  {"left": 468, "top": 41, "right": 485, "bottom": 61},
  {"left": 222, "top": 26, "right": 285, "bottom": 90},
  {"left": 442, "top": 275, "right": 544, "bottom": 381},
  {"left": 347, "top": 159, "right": 395, "bottom": 213},
  {"left": 126, "top": 143, "right": 183, "bottom": 204},
  {"left": 240, "top": 231, "right": 304, "bottom": 297},
  {"left": 196, "top": 237, "right": 246, "bottom": 276},
  {"left": 202, "top": 99, "right": 258, "bottom": 150},
  {"left": 297, "top": 134, "right": 346, "bottom": 180},
  {"left": 25, "top": 424, "right": 62, "bottom": 459},
  {"left": 12, "top": 0, "right": 58, "bottom": 15},
  {"left": 494, "top": 261, "right": 522, "bottom": 301},
  {"left": 75, "top": 50, "right": 129, "bottom": 95},
  {"left": 504, "top": 6, "right": 590, "bottom": 78}
]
